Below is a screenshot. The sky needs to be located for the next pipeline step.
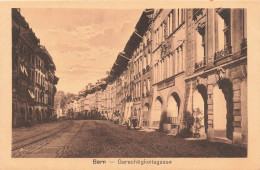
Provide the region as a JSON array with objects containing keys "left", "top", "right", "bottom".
[{"left": 21, "top": 8, "right": 143, "bottom": 94}]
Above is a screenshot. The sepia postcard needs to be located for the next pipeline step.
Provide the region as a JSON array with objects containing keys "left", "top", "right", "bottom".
[{"left": 0, "top": 1, "right": 260, "bottom": 170}]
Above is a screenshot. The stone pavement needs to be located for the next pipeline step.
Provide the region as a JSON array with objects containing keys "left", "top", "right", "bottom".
[{"left": 12, "top": 120, "right": 247, "bottom": 158}]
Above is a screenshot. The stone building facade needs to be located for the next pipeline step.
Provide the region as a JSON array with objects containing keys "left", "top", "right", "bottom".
[
  {"left": 184, "top": 8, "right": 247, "bottom": 146},
  {"left": 150, "top": 9, "right": 187, "bottom": 134},
  {"left": 12, "top": 8, "right": 58, "bottom": 127},
  {"left": 77, "top": 8, "right": 247, "bottom": 147}
]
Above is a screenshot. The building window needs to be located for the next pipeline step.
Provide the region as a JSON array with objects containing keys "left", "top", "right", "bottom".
[
  {"left": 169, "top": 11, "right": 173, "bottom": 35},
  {"left": 38, "top": 90, "right": 40, "bottom": 103},
  {"left": 35, "top": 89, "right": 37, "bottom": 102},
  {"left": 195, "top": 25, "right": 206, "bottom": 69},
  {"left": 217, "top": 13, "right": 225, "bottom": 51},
  {"left": 154, "top": 64, "right": 157, "bottom": 83},
  {"left": 38, "top": 73, "right": 40, "bottom": 84},
  {"left": 161, "top": 24, "right": 165, "bottom": 42},
  {"left": 143, "top": 33, "right": 147, "bottom": 47},
  {"left": 143, "top": 56, "right": 147, "bottom": 70},
  {"left": 175, "top": 9, "right": 184, "bottom": 30},
  {"left": 167, "top": 55, "right": 170, "bottom": 78},
  {"left": 140, "top": 58, "right": 142, "bottom": 73},
  {"left": 157, "top": 28, "right": 160, "bottom": 46},
  {"left": 147, "top": 78, "right": 151, "bottom": 92},
  {"left": 174, "top": 45, "right": 183, "bottom": 74},
  {"left": 35, "top": 72, "right": 37, "bottom": 83},
  {"left": 215, "top": 8, "right": 231, "bottom": 61},
  {"left": 163, "top": 59, "right": 167, "bottom": 79},
  {"left": 157, "top": 61, "right": 161, "bottom": 82}
]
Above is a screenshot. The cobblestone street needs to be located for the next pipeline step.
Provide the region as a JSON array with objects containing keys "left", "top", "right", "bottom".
[{"left": 12, "top": 120, "right": 247, "bottom": 158}]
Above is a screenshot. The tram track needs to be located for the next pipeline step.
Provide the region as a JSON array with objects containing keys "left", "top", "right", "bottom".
[
  {"left": 12, "top": 122, "right": 69, "bottom": 144},
  {"left": 12, "top": 120, "right": 73, "bottom": 152},
  {"left": 56, "top": 122, "right": 85, "bottom": 158}
]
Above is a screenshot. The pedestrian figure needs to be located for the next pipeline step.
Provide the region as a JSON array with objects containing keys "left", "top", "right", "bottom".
[
  {"left": 127, "top": 117, "right": 131, "bottom": 130},
  {"left": 132, "top": 116, "right": 138, "bottom": 129}
]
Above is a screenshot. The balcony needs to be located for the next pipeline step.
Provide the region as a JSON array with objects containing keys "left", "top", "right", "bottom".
[
  {"left": 241, "top": 38, "right": 247, "bottom": 56},
  {"left": 195, "top": 57, "right": 206, "bottom": 70},
  {"left": 167, "top": 117, "right": 178, "bottom": 125},
  {"left": 142, "top": 120, "right": 149, "bottom": 127},
  {"left": 214, "top": 44, "right": 232, "bottom": 62},
  {"left": 193, "top": 8, "right": 203, "bottom": 21}
]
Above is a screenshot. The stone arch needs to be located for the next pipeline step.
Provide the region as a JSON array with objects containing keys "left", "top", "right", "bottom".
[
  {"left": 151, "top": 96, "right": 163, "bottom": 127},
  {"left": 213, "top": 78, "right": 233, "bottom": 140},
  {"left": 167, "top": 92, "right": 181, "bottom": 125},
  {"left": 193, "top": 84, "right": 208, "bottom": 136},
  {"left": 167, "top": 86, "right": 184, "bottom": 105},
  {"left": 154, "top": 89, "right": 165, "bottom": 103},
  {"left": 166, "top": 86, "right": 184, "bottom": 124},
  {"left": 143, "top": 103, "right": 149, "bottom": 120}
]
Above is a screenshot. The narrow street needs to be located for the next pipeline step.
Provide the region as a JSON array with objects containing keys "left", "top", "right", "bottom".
[{"left": 12, "top": 120, "right": 247, "bottom": 158}]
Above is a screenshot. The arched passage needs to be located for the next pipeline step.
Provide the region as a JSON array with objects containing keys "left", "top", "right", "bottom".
[
  {"left": 213, "top": 79, "right": 233, "bottom": 140},
  {"left": 167, "top": 92, "right": 180, "bottom": 124},
  {"left": 152, "top": 97, "right": 163, "bottom": 127},
  {"left": 143, "top": 103, "right": 149, "bottom": 126},
  {"left": 193, "top": 84, "right": 208, "bottom": 136}
]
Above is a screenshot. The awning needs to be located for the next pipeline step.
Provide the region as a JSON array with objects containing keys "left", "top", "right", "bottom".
[
  {"left": 28, "top": 90, "right": 35, "bottom": 99},
  {"left": 20, "top": 64, "right": 28, "bottom": 76}
]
